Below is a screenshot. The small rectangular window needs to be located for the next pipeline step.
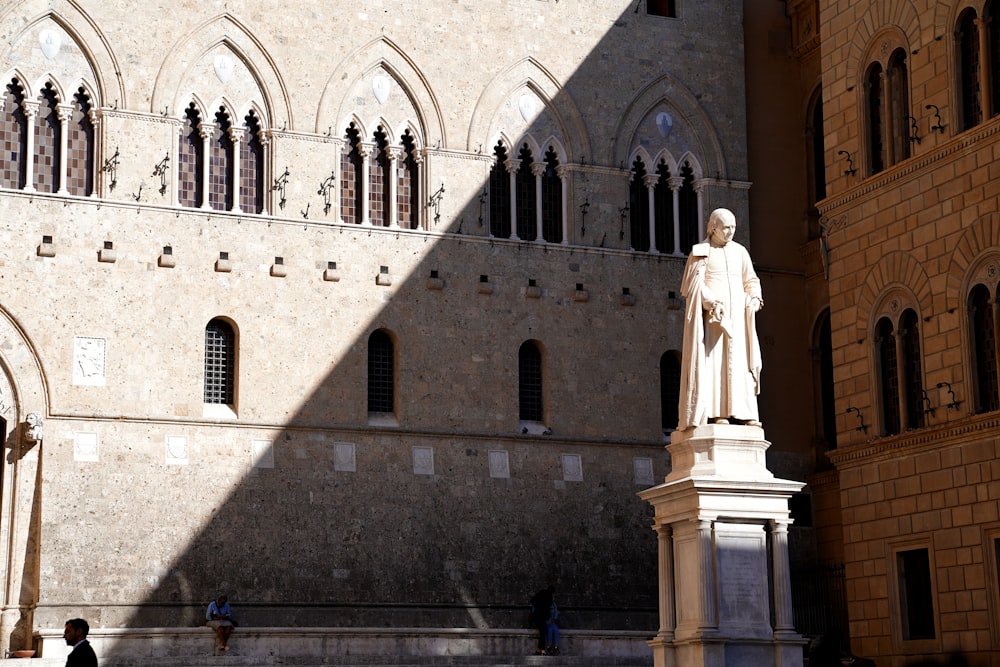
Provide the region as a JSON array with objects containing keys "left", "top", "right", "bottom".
[
  {"left": 647, "top": 0, "right": 676, "bottom": 18},
  {"left": 897, "top": 548, "right": 935, "bottom": 641}
]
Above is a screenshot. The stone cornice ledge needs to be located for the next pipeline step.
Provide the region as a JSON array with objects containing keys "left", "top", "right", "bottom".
[
  {"left": 827, "top": 412, "right": 1000, "bottom": 467},
  {"left": 818, "top": 117, "right": 1000, "bottom": 215}
]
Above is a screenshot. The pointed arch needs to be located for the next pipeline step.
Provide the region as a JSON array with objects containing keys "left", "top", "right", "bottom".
[
  {"left": 613, "top": 74, "right": 726, "bottom": 177},
  {"left": 469, "top": 56, "right": 589, "bottom": 161},
  {"left": 151, "top": 13, "right": 289, "bottom": 127},
  {"left": 0, "top": 5, "right": 122, "bottom": 107},
  {"left": 320, "top": 36, "right": 443, "bottom": 147}
]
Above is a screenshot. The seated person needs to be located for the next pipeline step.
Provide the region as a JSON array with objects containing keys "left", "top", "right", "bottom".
[{"left": 205, "top": 594, "right": 233, "bottom": 655}]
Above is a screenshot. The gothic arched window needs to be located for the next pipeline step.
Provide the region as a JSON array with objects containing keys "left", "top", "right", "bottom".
[
  {"left": 678, "top": 161, "right": 698, "bottom": 253},
  {"left": 208, "top": 107, "right": 234, "bottom": 211},
  {"left": 0, "top": 78, "right": 28, "bottom": 189},
  {"left": 654, "top": 161, "right": 674, "bottom": 253},
  {"left": 875, "top": 316, "right": 900, "bottom": 436},
  {"left": 866, "top": 62, "right": 885, "bottom": 174},
  {"left": 370, "top": 127, "right": 390, "bottom": 227},
  {"left": 34, "top": 83, "right": 60, "bottom": 193},
  {"left": 240, "top": 110, "right": 265, "bottom": 214},
  {"left": 66, "top": 88, "right": 95, "bottom": 196},
  {"left": 178, "top": 104, "right": 204, "bottom": 208},
  {"left": 399, "top": 130, "right": 420, "bottom": 229},
  {"left": 341, "top": 124, "right": 363, "bottom": 224},
  {"left": 629, "top": 157, "right": 650, "bottom": 251},
  {"left": 489, "top": 142, "right": 511, "bottom": 238},
  {"left": 958, "top": 8, "right": 983, "bottom": 130},
  {"left": 660, "top": 351, "right": 681, "bottom": 433},
  {"left": 515, "top": 144, "right": 536, "bottom": 241}
]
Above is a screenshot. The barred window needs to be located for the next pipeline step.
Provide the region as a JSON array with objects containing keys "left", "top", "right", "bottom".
[
  {"left": 519, "top": 340, "right": 543, "bottom": 422},
  {"left": 204, "top": 319, "right": 235, "bottom": 405},
  {"left": 368, "top": 330, "right": 395, "bottom": 414}
]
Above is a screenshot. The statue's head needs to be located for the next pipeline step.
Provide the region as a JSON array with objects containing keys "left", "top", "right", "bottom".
[{"left": 707, "top": 208, "right": 736, "bottom": 246}]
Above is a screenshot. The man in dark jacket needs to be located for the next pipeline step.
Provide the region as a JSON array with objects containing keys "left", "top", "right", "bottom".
[
  {"left": 529, "top": 586, "right": 555, "bottom": 655},
  {"left": 63, "top": 618, "right": 97, "bottom": 667}
]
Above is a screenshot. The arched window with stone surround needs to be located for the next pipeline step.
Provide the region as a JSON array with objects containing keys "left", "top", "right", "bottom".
[
  {"left": 341, "top": 123, "right": 363, "bottom": 224},
  {"left": 178, "top": 103, "right": 204, "bottom": 208},
  {"left": 489, "top": 142, "right": 511, "bottom": 238},
  {"left": 629, "top": 156, "right": 651, "bottom": 252},
  {"left": 887, "top": 49, "right": 911, "bottom": 163},
  {"left": 34, "top": 82, "right": 60, "bottom": 193},
  {"left": 204, "top": 318, "right": 236, "bottom": 407},
  {"left": 873, "top": 303, "right": 925, "bottom": 436},
  {"left": 865, "top": 62, "right": 885, "bottom": 174},
  {"left": 874, "top": 316, "right": 900, "bottom": 436},
  {"left": 0, "top": 78, "right": 28, "bottom": 189},
  {"left": 66, "top": 88, "right": 95, "bottom": 197},
  {"left": 958, "top": 8, "right": 983, "bottom": 130},
  {"left": 968, "top": 283, "right": 999, "bottom": 413},
  {"left": 367, "top": 329, "right": 395, "bottom": 415}
]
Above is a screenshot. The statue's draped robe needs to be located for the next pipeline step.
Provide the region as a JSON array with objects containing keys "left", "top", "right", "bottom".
[{"left": 678, "top": 240, "right": 762, "bottom": 430}]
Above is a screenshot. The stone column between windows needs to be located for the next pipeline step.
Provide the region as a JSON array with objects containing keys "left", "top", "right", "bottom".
[
  {"left": 978, "top": 16, "right": 993, "bottom": 119},
  {"left": 87, "top": 109, "right": 100, "bottom": 198},
  {"left": 557, "top": 165, "right": 569, "bottom": 244},
  {"left": 387, "top": 146, "right": 403, "bottom": 228},
  {"left": 643, "top": 173, "right": 659, "bottom": 253},
  {"left": 21, "top": 101, "right": 39, "bottom": 193},
  {"left": 894, "top": 326, "right": 909, "bottom": 428},
  {"left": 654, "top": 523, "right": 675, "bottom": 640},
  {"left": 669, "top": 176, "right": 683, "bottom": 255},
  {"left": 258, "top": 130, "right": 271, "bottom": 217},
  {"left": 198, "top": 123, "right": 216, "bottom": 210},
  {"left": 229, "top": 126, "right": 244, "bottom": 214},
  {"left": 693, "top": 179, "right": 705, "bottom": 242},
  {"left": 505, "top": 157, "right": 520, "bottom": 240},
  {"left": 56, "top": 103, "right": 72, "bottom": 195},
  {"left": 413, "top": 149, "right": 427, "bottom": 230},
  {"left": 361, "top": 142, "right": 374, "bottom": 226},
  {"left": 532, "top": 161, "right": 545, "bottom": 242},
  {"left": 770, "top": 520, "right": 796, "bottom": 637}
]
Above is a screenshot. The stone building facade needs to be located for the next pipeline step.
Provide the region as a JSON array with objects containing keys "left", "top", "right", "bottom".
[
  {"left": 787, "top": 0, "right": 1000, "bottom": 664},
  {"left": 0, "top": 0, "right": 827, "bottom": 657}
]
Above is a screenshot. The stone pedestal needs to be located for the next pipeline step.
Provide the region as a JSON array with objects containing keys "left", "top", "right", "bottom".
[{"left": 639, "top": 424, "right": 806, "bottom": 667}]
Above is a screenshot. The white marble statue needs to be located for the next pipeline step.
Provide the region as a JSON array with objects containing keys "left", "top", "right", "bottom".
[{"left": 678, "top": 208, "right": 763, "bottom": 430}]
